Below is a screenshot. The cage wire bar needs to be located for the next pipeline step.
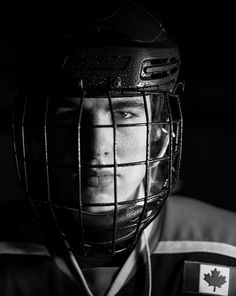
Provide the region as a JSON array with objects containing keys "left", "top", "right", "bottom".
[
  {"left": 21, "top": 96, "right": 29, "bottom": 193},
  {"left": 132, "top": 92, "right": 151, "bottom": 246},
  {"left": 13, "top": 96, "right": 38, "bottom": 223},
  {"left": 175, "top": 93, "right": 183, "bottom": 182},
  {"left": 167, "top": 93, "right": 174, "bottom": 193},
  {"left": 12, "top": 104, "right": 22, "bottom": 185},
  {"left": 171, "top": 81, "right": 184, "bottom": 184},
  {"left": 75, "top": 87, "right": 86, "bottom": 254},
  {"left": 107, "top": 91, "right": 119, "bottom": 254},
  {"left": 44, "top": 95, "right": 51, "bottom": 203}
]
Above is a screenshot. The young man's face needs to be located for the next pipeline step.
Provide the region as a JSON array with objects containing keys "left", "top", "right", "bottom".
[{"left": 46, "top": 95, "right": 150, "bottom": 213}]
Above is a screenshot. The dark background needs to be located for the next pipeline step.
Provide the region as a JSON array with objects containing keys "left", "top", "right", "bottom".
[{"left": 0, "top": 1, "right": 235, "bottom": 210}]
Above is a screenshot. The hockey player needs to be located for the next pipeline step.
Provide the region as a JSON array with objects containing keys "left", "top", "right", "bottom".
[{"left": 1, "top": 1, "right": 236, "bottom": 295}]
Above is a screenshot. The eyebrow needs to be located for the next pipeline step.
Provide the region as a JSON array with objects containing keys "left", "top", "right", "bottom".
[{"left": 106, "top": 98, "right": 145, "bottom": 111}]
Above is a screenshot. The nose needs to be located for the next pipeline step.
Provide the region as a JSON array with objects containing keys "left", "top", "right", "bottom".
[
  {"left": 81, "top": 114, "right": 114, "bottom": 164},
  {"left": 91, "top": 126, "right": 114, "bottom": 158}
]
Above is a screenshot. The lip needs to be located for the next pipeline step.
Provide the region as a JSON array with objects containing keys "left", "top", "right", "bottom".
[{"left": 82, "top": 170, "right": 118, "bottom": 187}]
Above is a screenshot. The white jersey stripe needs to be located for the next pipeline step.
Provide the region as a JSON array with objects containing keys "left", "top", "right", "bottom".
[
  {"left": 0, "top": 242, "right": 50, "bottom": 256},
  {"left": 153, "top": 241, "right": 236, "bottom": 258}
]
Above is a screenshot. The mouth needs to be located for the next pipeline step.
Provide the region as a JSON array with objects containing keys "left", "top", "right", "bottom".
[{"left": 82, "top": 170, "right": 118, "bottom": 187}]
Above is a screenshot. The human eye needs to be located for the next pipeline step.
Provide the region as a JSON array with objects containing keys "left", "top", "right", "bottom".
[
  {"left": 56, "top": 107, "right": 75, "bottom": 116},
  {"left": 50, "top": 106, "right": 78, "bottom": 123},
  {"left": 114, "top": 110, "right": 137, "bottom": 121},
  {"left": 111, "top": 98, "right": 146, "bottom": 123}
]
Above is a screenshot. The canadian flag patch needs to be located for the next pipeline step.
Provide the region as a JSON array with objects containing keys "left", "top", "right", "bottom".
[{"left": 183, "top": 261, "right": 236, "bottom": 295}]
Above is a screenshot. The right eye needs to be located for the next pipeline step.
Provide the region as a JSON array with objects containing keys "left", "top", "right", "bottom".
[{"left": 50, "top": 108, "right": 78, "bottom": 123}]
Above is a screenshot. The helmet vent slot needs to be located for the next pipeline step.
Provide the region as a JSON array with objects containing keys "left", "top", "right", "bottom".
[{"left": 141, "top": 57, "right": 179, "bottom": 81}]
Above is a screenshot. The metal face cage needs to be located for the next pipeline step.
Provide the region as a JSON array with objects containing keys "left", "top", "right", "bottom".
[{"left": 12, "top": 86, "right": 183, "bottom": 255}]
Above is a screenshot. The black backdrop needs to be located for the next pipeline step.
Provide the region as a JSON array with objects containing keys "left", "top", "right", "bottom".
[{"left": 0, "top": 1, "right": 235, "bottom": 210}]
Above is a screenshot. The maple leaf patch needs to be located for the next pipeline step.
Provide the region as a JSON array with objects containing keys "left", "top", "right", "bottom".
[{"left": 204, "top": 268, "right": 227, "bottom": 292}]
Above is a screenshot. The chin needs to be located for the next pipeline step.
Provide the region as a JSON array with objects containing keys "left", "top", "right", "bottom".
[{"left": 82, "top": 190, "right": 116, "bottom": 213}]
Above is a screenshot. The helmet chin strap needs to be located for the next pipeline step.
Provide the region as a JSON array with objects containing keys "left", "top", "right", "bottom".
[
  {"left": 82, "top": 205, "right": 144, "bottom": 230},
  {"left": 53, "top": 203, "right": 144, "bottom": 248}
]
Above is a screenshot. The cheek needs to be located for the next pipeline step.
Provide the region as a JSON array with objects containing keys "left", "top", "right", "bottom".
[
  {"left": 47, "top": 129, "right": 78, "bottom": 163},
  {"left": 117, "top": 127, "right": 147, "bottom": 162},
  {"left": 117, "top": 163, "right": 146, "bottom": 201}
]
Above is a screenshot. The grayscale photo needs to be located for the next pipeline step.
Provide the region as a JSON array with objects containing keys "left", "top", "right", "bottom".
[{"left": 0, "top": 0, "right": 234, "bottom": 295}]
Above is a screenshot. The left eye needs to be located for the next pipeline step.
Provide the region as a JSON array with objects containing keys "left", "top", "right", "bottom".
[{"left": 114, "top": 111, "right": 134, "bottom": 120}]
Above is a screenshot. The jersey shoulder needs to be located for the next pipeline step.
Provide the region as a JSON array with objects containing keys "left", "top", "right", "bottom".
[
  {"left": 147, "top": 197, "right": 236, "bottom": 295},
  {"left": 0, "top": 199, "right": 47, "bottom": 256},
  {"left": 160, "top": 195, "right": 236, "bottom": 245}
]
